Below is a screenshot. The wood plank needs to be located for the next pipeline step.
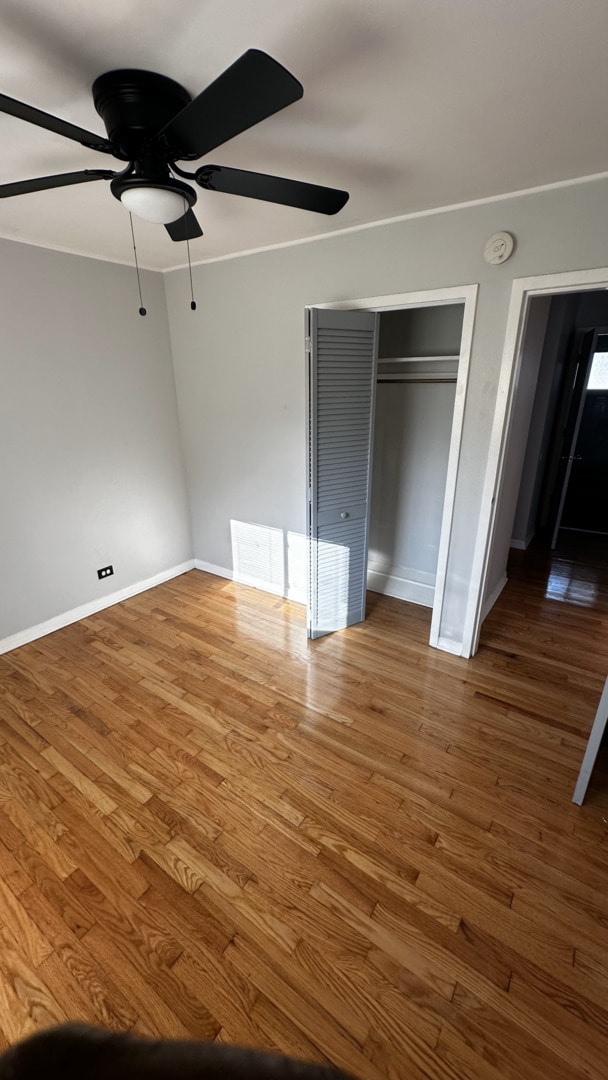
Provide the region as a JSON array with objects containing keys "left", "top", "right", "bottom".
[{"left": 0, "top": 552, "right": 606, "bottom": 1079}]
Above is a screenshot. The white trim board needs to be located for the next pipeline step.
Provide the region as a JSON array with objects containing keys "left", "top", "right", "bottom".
[
  {"left": 193, "top": 558, "right": 233, "bottom": 581},
  {"left": 435, "top": 636, "right": 464, "bottom": 657},
  {"left": 510, "top": 530, "right": 535, "bottom": 551},
  {"left": 367, "top": 569, "right": 434, "bottom": 608},
  {"left": 311, "top": 284, "right": 478, "bottom": 658},
  {"left": 314, "top": 286, "right": 477, "bottom": 313},
  {"left": 193, "top": 560, "right": 306, "bottom": 605},
  {"left": 4, "top": 170, "right": 608, "bottom": 276},
  {"left": 465, "top": 265, "right": 608, "bottom": 658},
  {"left": 0, "top": 561, "right": 194, "bottom": 655},
  {"left": 165, "top": 169, "right": 608, "bottom": 273},
  {"left": 572, "top": 676, "right": 608, "bottom": 805}
]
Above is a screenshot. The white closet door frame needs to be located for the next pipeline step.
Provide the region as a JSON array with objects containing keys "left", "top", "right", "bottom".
[
  {"left": 466, "top": 265, "right": 608, "bottom": 657},
  {"left": 311, "top": 284, "right": 478, "bottom": 653}
]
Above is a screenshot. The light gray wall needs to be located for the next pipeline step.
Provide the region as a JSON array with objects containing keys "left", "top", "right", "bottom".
[
  {"left": 0, "top": 238, "right": 192, "bottom": 642},
  {"left": 165, "top": 176, "right": 608, "bottom": 652},
  {"left": 378, "top": 303, "right": 464, "bottom": 358},
  {"left": 369, "top": 380, "right": 457, "bottom": 602}
]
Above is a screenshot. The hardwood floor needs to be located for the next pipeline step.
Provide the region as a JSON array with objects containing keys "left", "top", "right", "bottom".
[{"left": 0, "top": 556, "right": 607, "bottom": 1079}]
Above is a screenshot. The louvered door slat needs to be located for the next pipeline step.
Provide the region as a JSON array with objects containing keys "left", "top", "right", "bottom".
[{"left": 307, "top": 307, "right": 378, "bottom": 638}]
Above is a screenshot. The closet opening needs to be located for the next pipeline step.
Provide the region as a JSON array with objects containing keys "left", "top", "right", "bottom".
[
  {"left": 369, "top": 303, "right": 463, "bottom": 610},
  {"left": 306, "top": 285, "right": 478, "bottom": 653}
]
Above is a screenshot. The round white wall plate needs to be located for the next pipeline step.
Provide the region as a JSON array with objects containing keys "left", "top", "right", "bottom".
[{"left": 484, "top": 231, "right": 515, "bottom": 265}]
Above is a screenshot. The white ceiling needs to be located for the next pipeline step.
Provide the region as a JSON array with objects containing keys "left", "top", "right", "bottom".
[{"left": 0, "top": 0, "right": 607, "bottom": 271}]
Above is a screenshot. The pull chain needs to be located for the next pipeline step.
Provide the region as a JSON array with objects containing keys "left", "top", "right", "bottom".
[
  {"left": 129, "top": 212, "right": 146, "bottom": 316},
  {"left": 185, "top": 197, "right": 196, "bottom": 311}
]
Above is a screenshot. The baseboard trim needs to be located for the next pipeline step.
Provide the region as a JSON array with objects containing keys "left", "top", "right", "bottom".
[
  {"left": 193, "top": 559, "right": 233, "bottom": 581},
  {"left": 435, "top": 636, "right": 464, "bottom": 656},
  {"left": 367, "top": 568, "right": 435, "bottom": 608},
  {"left": 510, "top": 529, "right": 535, "bottom": 551},
  {"left": 193, "top": 559, "right": 306, "bottom": 605},
  {"left": 0, "top": 560, "right": 195, "bottom": 656},
  {"left": 481, "top": 573, "right": 508, "bottom": 623}
]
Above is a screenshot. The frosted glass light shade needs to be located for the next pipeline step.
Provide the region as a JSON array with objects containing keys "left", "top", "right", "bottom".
[{"left": 121, "top": 186, "right": 186, "bottom": 224}]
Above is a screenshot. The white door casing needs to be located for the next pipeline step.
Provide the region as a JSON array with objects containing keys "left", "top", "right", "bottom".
[{"left": 467, "top": 266, "right": 608, "bottom": 656}]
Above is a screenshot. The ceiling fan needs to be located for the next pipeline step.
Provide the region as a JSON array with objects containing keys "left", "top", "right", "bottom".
[{"left": 0, "top": 50, "right": 349, "bottom": 242}]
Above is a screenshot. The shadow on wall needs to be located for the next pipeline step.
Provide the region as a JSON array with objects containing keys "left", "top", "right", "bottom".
[
  {"left": 230, "top": 519, "right": 353, "bottom": 634},
  {"left": 230, "top": 519, "right": 307, "bottom": 604}
]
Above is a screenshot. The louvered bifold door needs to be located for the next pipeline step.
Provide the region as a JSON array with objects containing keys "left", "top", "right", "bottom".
[{"left": 307, "top": 307, "right": 379, "bottom": 639}]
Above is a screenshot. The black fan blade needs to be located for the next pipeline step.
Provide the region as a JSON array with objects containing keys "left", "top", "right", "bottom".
[
  {"left": 165, "top": 208, "right": 203, "bottom": 241},
  {"left": 156, "top": 49, "right": 303, "bottom": 160},
  {"left": 0, "top": 169, "right": 115, "bottom": 198},
  {"left": 196, "top": 164, "right": 349, "bottom": 215},
  {"left": 0, "top": 92, "right": 113, "bottom": 154}
]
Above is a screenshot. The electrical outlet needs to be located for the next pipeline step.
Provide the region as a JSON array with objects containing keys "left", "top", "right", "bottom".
[{"left": 97, "top": 565, "right": 114, "bottom": 580}]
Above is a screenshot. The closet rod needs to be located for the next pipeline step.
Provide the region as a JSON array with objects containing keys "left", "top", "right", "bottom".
[
  {"left": 377, "top": 375, "right": 457, "bottom": 384},
  {"left": 377, "top": 354, "right": 459, "bottom": 364}
]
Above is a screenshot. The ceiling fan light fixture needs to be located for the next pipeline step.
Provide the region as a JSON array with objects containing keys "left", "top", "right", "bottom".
[
  {"left": 120, "top": 185, "right": 188, "bottom": 224},
  {"left": 110, "top": 174, "right": 196, "bottom": 224}
]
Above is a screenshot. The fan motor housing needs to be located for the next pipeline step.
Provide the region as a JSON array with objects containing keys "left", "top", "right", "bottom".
[{"left": 92, "top": 69, "right": 192, "bottom": 160}]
